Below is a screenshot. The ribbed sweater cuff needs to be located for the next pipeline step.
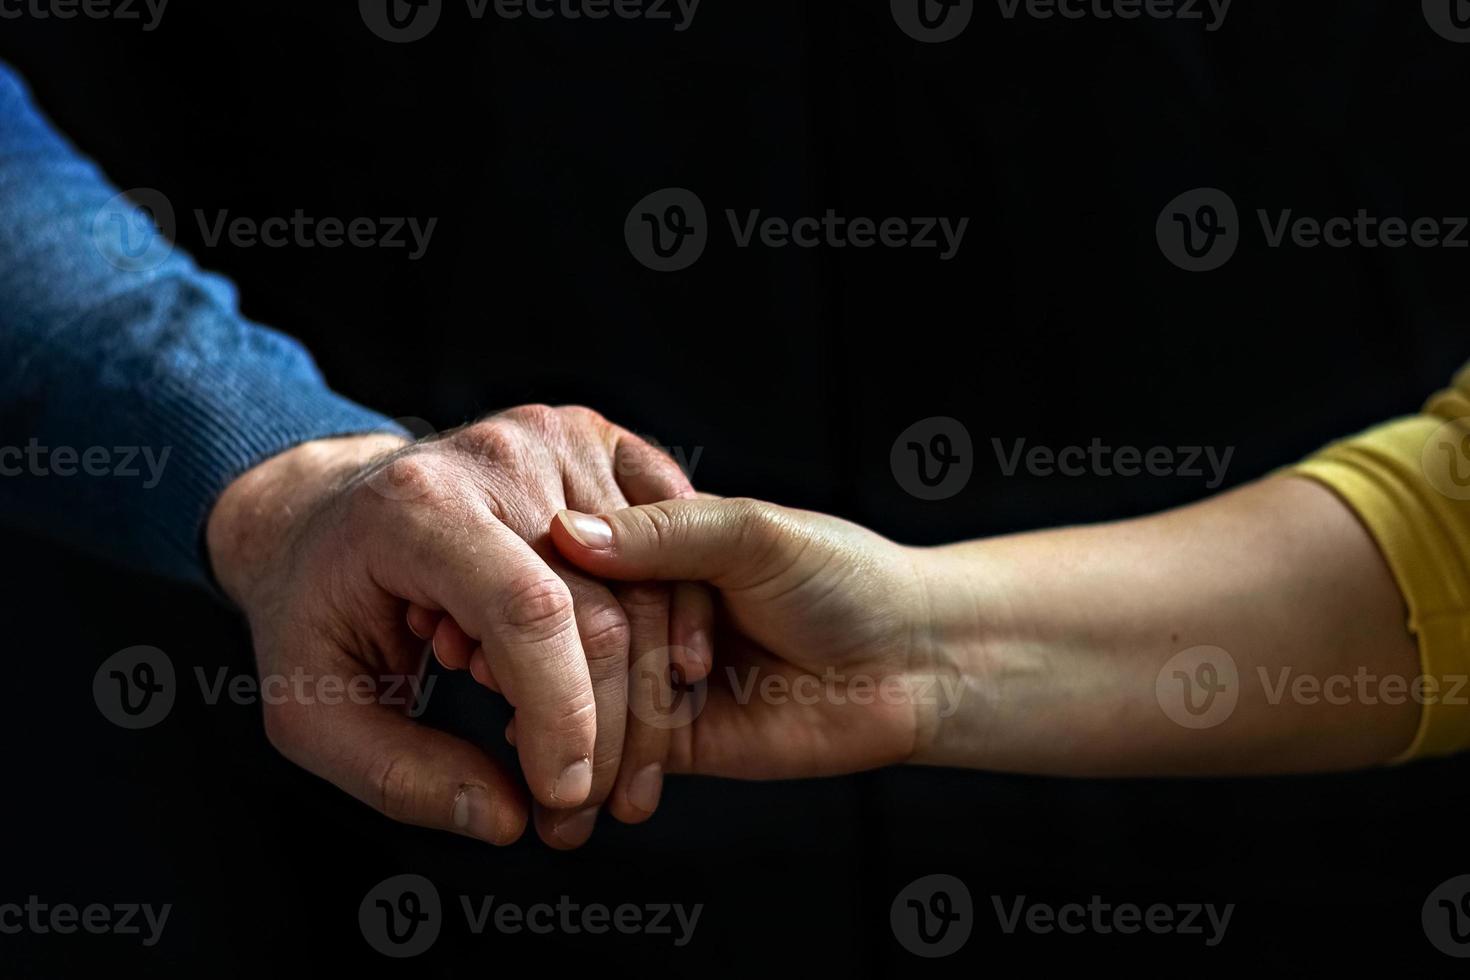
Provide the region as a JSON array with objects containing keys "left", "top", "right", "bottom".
[{"left": 143, "top": 366, "right": 408, "bottom": 588}]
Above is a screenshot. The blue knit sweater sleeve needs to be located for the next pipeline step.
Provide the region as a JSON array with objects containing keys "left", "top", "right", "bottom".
[{"left": 0, "top": 64, "right": 406, "bottom": 587}]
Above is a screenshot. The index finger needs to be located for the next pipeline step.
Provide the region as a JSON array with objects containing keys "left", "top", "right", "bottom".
[{"left": 361, "top": 471, "right": 598, "bottom": 811}]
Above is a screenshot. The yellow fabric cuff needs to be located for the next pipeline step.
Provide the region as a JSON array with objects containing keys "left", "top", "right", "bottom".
[{"left": 1290, "top": 406, "right": 1470, "bottom": 762}]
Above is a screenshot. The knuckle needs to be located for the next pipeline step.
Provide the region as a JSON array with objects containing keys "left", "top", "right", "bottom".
[
  {"left": 457, "top": 420, "right": 522, "bottom": 463},
  {"left": 369, "top": 752, "right": 417, "bottom": 823},
  {"left": 502, "top": 403, "right": 558, "bottom": 431},
  {"left": 590, "top": 743, "right": 622, "bottom": 785},
  {"left": 579, "top": 607, "right": 631, "bottom": 666},
  {"left": 727, "top": 498, "right": 796, "bottom": 568},
  {"left": 632, "top": 500, "right": 680, "bottom": 552},
  {"left": 732, "top": 497, "right": 781, "bottom": 540},
  {"left": 727, "top": 496, "right": 772, "bottom": 521},
  {"left": 551, "top": 695, "right": 597, "bottom": 738},
  {"left": 616, "top": 438, "right": 679, "bottom": 482},
  {"left": 557, "top": 404, "right": 608, "bottom": 428},
  {"left": 617, "top": 584, "right": 668, "bottom": 618},
  {"left": 356, "top": 450, "right": 451, "bottom": 507},
  {"left": 500, "top": 574, "right": 577, "bottom": 639}
]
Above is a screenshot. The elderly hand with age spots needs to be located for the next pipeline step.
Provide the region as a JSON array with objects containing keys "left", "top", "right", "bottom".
[{"left": 206, "top": 405, "right": 714, "bottom": 850}]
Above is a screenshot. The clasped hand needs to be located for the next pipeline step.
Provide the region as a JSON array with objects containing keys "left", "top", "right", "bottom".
[{"left": 206, "top": 405, "right": 936, "bottom": 850}]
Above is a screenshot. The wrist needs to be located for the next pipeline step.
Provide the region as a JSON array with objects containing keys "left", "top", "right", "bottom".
[
  {"left": 902, "top": 541, "right": 1018, "bottom": 769},
  {"left": 206, "top": 434, "right": 410, "bottom": 608}
]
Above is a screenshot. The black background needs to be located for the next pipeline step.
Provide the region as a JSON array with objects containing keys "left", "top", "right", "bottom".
[{"left": 3, "top": 1, "right": 1469, "bottom": 975}]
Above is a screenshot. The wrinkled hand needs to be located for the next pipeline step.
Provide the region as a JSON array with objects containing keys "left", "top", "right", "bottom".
[
  {"left": 551, "top": 498, "right": 947, "bottom": 780},
  {"left": 206, "top": 406, "right": 708, "bottom": 848}
]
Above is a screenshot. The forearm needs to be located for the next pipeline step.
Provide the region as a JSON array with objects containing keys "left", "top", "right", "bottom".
[
  {"left": 0, "top": 65, "right": 403, "bottom": 585},
  {"left": 912, "top": 476, "right": 1421, "bottom": 775}
]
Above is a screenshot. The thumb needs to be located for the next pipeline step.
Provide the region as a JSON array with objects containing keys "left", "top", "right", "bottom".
[
  {"left": 551, "top": 498, "right": 789, "bottom": 587},
  {"left": 266, "top": 697, "right": 529, "bottom": 846}
]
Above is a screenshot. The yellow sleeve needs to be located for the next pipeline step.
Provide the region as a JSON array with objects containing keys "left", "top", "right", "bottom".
[{"left": 1290, "top": 364, "right": 1470, "bottom": 761}]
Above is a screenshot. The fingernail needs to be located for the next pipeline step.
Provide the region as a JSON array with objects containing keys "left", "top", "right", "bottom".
[
  {"left": 553, "top": 807, "right": 599, "bottom": 845},
  {"left": 688, "top": 630, "right": 712, "bottom": 671},
  {"left": 453, "top": 784, "right": 501, "bottom": 845},
  {"left": 408, "top": 617, "right": 428, "bottom": 640},
  {"left": 553, "top": 758, "right": 593, "bottom": 805},
  {"left": 470, "top": 652, "right": 492, "bottom": 687},
  {"left": 626, "top": 763, "right": 663, "bottom": 814},
  {"left": 504, "top": 718, "right": 516, "bottom": 746},
  {"left": 431, "top": 635, "right": 446, "bottom": 668},
  {"left": 557, "top": 510, "right": 613, "bottom": 550}
]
